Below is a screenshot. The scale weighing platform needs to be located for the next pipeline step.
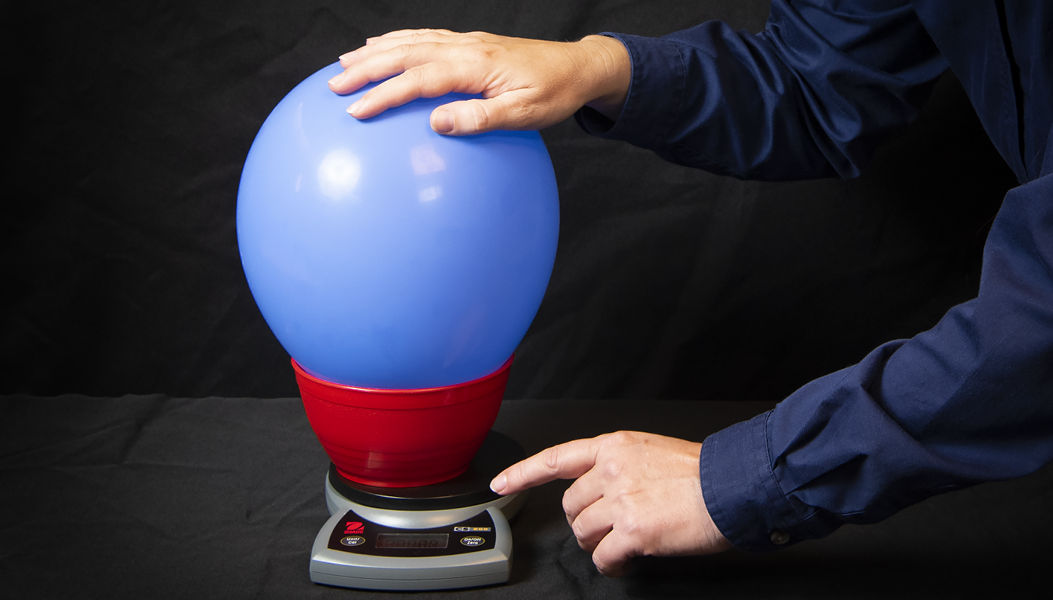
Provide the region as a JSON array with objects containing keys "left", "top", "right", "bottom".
[{"left": 310, "top": 431, "right": 527, "bottom": 591}]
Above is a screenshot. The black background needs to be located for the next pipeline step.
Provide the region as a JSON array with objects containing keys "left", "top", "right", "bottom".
[{"left": 1, "top": 0, "right": 1016, "bottom": 401}]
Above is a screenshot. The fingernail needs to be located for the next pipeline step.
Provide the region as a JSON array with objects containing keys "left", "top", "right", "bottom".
[
  {"left": 338, "top": 51, "right": 355, "bottom": 62},
  {"left": 366, "top": 36, "right": 378, "bottom": 44},
  {"left": 432, "top": 108, "right": 454, "bottom": 133},
  {"left": 490, "top": 473, "right": 507, "bottom": 494},
  {"left": 348, "top": 99, "right": 363, "bottom": 116},
  {"left": 327, "top": 75, "right": 341, "bottom": 87}
]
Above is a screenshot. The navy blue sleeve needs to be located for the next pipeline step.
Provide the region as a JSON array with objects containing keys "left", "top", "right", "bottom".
[
  {"left": 576, "top": 0, "right": 947, "bottom": 180},
  {"left": 702, "top": 171, "right": 1053, "bottom": 551}
]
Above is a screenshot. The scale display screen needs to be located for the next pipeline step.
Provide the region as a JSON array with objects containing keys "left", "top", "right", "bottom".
[
  {"left": 326, "top": 508, "right": 497, "bottom": 557},
  {"left": 375, "top": 533, "right": 449, "bottom": 550}
]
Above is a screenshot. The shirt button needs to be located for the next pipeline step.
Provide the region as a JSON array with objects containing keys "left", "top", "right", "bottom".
[{"left": 770, "top": 530, "right": 790, "bottom": 545}]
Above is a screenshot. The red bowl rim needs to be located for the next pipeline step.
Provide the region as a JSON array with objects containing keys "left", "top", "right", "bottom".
[{"left": 291, "top": 356, "right": 513, "bottom": 409}]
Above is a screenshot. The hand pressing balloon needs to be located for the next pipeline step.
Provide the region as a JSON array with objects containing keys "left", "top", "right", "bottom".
[
  {"left": 490, "top": 431, "right": 732, "bottom": 576},
  {"left": 327, "top": 29, "right": 631, "bottom": 135}
]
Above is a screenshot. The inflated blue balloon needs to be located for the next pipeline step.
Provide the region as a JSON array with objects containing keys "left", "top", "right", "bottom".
[{"left": 237, "top": 63, "right": 559, "bottom": 389}]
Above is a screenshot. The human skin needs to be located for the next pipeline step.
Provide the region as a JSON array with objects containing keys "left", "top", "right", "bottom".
[
  {"left": 490, "top": 431, "right": 732, "bottom": 577},
  {"left": 328, "top": 30, "right": 733, "bottom": 574},
  {"left": 326, "top": 29, "right": 631, "bottom": 135}
]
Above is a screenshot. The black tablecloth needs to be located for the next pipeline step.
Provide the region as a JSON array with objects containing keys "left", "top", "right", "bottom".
[{"left": 3, "top": 395, "right": 1051, "bottom": 599}]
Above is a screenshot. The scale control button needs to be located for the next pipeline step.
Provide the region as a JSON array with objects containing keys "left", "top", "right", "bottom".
[
  {"left": 454, "top": 526, "right": 492, "bottom": 532},
  {"left": 340, "top": 536, "right": 366, "bottom": 547},
  {"left": 460, "top": 536, "right": 486, "bottom": 547}
]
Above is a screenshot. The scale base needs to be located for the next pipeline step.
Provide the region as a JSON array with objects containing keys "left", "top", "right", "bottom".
[
  {"left": 310, "top": 504, "right": 515, "bottom": 591},
  {"left": 310, "top": 431, "right": 526, "bottom": 591}
]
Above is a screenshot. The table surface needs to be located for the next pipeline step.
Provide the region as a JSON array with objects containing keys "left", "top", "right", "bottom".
[{"left": 3, "top": 394, "right": 1051, "bottom": 599}]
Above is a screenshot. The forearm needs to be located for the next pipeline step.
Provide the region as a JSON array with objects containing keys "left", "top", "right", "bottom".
[
  {"left": 703, "top": 174, "right": 1053, "bottom": 551},
  {"left": 576, "top": 0, "right": 947, "bottom": 181}
]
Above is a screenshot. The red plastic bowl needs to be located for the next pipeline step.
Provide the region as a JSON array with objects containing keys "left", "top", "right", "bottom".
[{"left": 292, "top": 357, "right": 512, "bottom": 488}]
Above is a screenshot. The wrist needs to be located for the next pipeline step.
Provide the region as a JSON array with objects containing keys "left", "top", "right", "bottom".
[{"left": 576, "top": 35, "right": 631, "bottom": 121}]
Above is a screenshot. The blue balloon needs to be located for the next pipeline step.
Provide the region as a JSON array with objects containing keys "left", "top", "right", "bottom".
[{"left": 237, "top": 63, "right": 560, "bottom": 389}]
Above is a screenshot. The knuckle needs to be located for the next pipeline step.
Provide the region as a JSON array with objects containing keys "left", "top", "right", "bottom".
[
  {"left": 475, "top": 105, "right": 494, "bottom": 130},
  {"left": 404, "top": 65, "right": 442, "bottom": 95},
  {"left": 397, "top": 67, "right": 425, "bottom": 95},
  {"left": 404, "top": 65, "right": 426, "bottom": 84},
  {"left": 570, "top": 517, "right": 587, "bottom": 539},
  {"left": 611, "top": 485, "right": 635, "bottom": 507},
  {"left": 542, "top": 446, "right": 561, "bottom": 471},
  {"left": 603, "top": 459, "right": 624, "bottom": 479},
  {"left": 618, "top": 512, "right": 645, "bottom": 538},
  {"left": 593, "top": 554, "right": 614, "bottom": 575}
]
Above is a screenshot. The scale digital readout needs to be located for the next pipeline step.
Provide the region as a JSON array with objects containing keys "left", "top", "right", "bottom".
[{"left": 309, "top": 432, "right": 526, "bottom": 591}]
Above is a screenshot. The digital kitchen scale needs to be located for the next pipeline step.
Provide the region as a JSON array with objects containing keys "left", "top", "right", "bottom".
[{"left": 310, "top": 431, "right": 527, "bottom": 590}]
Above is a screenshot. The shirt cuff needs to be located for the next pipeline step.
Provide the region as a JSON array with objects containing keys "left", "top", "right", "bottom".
[
  {"left": 700, "top": 410, "right": 832, "bottom": 552},
  {"left": 574, "top": 32, "right": 687, "bottom": 148}
]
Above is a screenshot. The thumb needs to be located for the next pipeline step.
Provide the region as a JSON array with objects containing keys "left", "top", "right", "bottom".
[{"left": 430, "top": 95, "right": 526, "bottom": 135}]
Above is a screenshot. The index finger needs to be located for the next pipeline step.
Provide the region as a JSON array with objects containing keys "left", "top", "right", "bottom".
[
  {"left": 336, "top": 29, "right": 453, "bottom": 72},
  {"left": 366, "top": 28, "right": 456, "bottom": 45},
  {"left": 490, "top": 437, "right": 601, "bottom": 495},
  {"left": 340, "top": 29, "right": 458, "bottom": 68}
]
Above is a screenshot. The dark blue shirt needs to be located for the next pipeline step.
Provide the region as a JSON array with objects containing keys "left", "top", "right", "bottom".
[{"left": 578, "top": 0, "right": 1053, "bottom": 551}]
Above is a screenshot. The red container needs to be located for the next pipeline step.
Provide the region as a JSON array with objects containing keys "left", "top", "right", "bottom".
[{"left": 292, "top": 357, "right": 512, "bottom": 488}]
